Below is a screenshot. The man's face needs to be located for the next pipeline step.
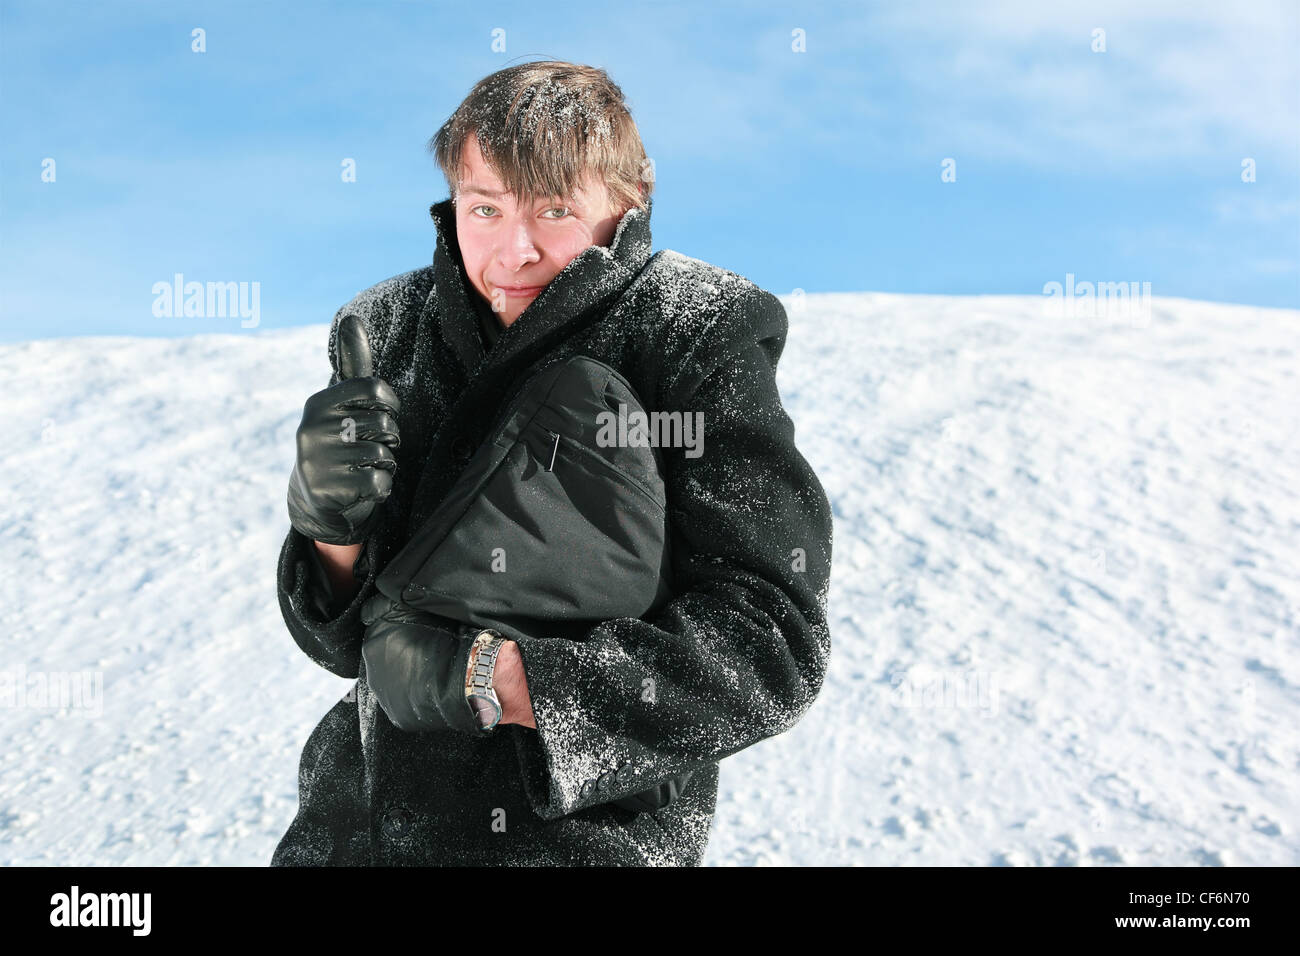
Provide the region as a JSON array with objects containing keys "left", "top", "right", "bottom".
[{"left": 454, "top": 135, "right": 626, "bottom": 327}]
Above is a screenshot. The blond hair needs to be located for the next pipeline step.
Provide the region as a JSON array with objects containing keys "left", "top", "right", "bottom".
[{"left": 429, "top": 61, "right": 652, "bottom": 216}]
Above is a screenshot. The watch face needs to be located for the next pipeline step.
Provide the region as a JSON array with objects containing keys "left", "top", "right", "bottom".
[{"left": 468, "top": 693, "right": 502, "bottom": 729}]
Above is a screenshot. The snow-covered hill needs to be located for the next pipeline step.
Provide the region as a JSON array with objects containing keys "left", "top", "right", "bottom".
[{"left": 1, "top": 291, "right": 1296, "bottom": 865}]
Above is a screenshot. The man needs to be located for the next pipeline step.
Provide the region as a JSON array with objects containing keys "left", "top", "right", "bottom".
[{"left": 273, "top": 61, "right": 833, "bottom": 866}]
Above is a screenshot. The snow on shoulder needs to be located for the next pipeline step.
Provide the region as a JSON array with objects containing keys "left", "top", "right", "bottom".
[{"left": 636, "top": 248, "right": 767, "bottom": 337}]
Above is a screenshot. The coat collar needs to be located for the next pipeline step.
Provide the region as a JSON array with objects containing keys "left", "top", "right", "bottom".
[{"left": 426, "top": 194, "right": 654, "bottom": 379}]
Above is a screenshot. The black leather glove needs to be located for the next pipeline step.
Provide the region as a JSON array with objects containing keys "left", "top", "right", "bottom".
[
  {"left": 287, "top": 314, "right": 402, "bottom": 545},
  {"left": 360, "top": 592, "right": 481, "bottom": 735}
]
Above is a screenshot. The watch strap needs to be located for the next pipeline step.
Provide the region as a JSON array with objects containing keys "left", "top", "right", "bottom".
[{"left": 465, "top": 630, "right": 506, "bottom": 731}]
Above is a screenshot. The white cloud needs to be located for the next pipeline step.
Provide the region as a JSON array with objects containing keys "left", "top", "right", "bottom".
[{"left": 831, "top": 0, "right": 1300, "bottom": 168}]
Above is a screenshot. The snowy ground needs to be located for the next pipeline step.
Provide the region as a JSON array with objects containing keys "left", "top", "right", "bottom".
[{"left": 1, "top": 291, "right": 1296, "bottom": 866}]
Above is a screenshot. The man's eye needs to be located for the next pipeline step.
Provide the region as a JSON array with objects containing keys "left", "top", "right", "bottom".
[
  {"left": 471, "top": 204, "right": 497, "bottom": 217},
  {"left": 543, "top": 206, "right": 572, "bottom": 219}
]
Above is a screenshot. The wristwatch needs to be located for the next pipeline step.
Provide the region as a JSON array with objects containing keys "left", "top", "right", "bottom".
[{"left": 464, "top": 629, "right": 508, "bottom": 731}]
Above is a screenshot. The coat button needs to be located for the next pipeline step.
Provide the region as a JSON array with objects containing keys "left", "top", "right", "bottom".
[
  {"left": 597, "top": 771, "right": 615, "bottom": 791},
  {"left": 579, "top": 779, "right": 596, "bottom": 798},
  {"left": 615, "top": 763, "right": 633, "bottom": 784},
  {"left": 450, "top": 435, "right": 473, "bottom": 459},
  {"left": 381, "top": 807, "right": 411, "bottom": 839}
]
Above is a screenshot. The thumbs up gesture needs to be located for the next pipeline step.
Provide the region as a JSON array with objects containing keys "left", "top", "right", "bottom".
[{"left": 287, "top": 314, "right": 403, "bottom": 545}]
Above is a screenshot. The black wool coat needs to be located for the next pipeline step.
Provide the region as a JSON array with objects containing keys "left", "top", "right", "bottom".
[{"left": 271, "top": 195, "right": 834, "bottom": 866}]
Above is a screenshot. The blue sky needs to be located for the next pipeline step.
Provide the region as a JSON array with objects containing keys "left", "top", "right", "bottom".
[{"left": 1, "top": 0, "right": 1297, "bottom": 341}]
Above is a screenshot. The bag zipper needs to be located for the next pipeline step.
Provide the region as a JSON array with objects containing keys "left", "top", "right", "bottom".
[
  {"left": 543, "top": 426, "right": 665, "bottom": 512},
  {"left": 546, "top": 430, "right": 561, "bottom": 471}
]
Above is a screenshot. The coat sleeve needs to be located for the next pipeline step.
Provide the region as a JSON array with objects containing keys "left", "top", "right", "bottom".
[
  {"left": 274, "top": 300, "right": 390, "bottom": 680},
  {"left": 277, "top": 527, "right": 381, "bottom": 679},
  {"left": 509, "top": 289, "right": 834, "bottom": 820}
]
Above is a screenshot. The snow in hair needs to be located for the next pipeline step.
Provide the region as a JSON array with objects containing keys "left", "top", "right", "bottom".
[{"left": 428, "top": 61, "right": 652, "bottom": 214}]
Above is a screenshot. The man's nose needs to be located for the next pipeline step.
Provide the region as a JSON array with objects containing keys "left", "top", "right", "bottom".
[{"left": 498, "top": 221, "right": 540, "bottom": 270}]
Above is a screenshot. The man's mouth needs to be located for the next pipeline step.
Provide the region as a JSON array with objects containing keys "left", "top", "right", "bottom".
[{"left": 493, "top": 283, "right": 545, "bottom": 298}]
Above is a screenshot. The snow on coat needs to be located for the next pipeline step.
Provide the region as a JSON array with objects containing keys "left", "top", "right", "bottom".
[{"left": 271, "top": 195, "right": 834, "bottom": 865}]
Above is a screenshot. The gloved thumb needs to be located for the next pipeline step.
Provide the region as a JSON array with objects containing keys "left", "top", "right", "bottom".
[
  {"left": 360, "top": 591, "right": 388, "bottom": 627},
  {"left": 335, "top": 313, "right": 374, "bottom": 380}
]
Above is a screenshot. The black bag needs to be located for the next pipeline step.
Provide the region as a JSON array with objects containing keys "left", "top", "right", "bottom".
[{"left": 375, "top": 355, "right": 693, "bottom": 813}]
